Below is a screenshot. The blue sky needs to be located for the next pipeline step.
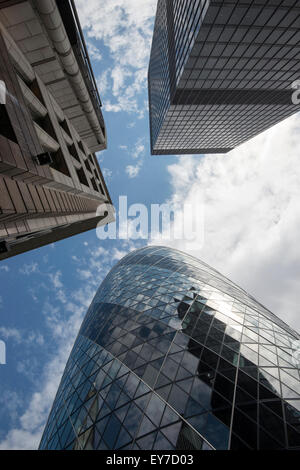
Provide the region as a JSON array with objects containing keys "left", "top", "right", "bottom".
[{"left": 1, "top": 0, "right": 300, "bottom": 449}]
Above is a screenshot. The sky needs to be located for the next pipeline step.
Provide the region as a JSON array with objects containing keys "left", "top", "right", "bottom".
[{"left": 0, "top": 0, "right": 300, "bottom": 450}]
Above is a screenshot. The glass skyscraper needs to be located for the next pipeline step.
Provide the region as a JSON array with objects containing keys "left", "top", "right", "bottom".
[
  {"left": 148, "top": 0, "right": 300, "bottom": 155},
  {"left": 40, "top": 246, "right": 300, "bottom": 450}
]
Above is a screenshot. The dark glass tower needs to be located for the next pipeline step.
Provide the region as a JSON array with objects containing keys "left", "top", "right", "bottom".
[
  {"left": 148, "top": 0, "right": 300, "bottom": 155},
  {"left": 40, "top": 246, "right": 300, "bottom": 450}
]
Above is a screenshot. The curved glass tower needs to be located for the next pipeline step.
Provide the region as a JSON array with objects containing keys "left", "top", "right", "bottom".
[{"left": 40, "top": 246, "right": 300, "bottom": 450}]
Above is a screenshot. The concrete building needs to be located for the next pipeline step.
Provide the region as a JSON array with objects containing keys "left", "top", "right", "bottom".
[
  {"left": 0, "top": 0, "right": 113, "bottom": 260},
  {"left": 148, "top": 0, "right": 300, "bottom": 155}
]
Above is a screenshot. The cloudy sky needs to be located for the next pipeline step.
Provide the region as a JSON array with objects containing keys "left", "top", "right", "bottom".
[{"left": 0, "top": 0, "right": 300, "bottom": 450}]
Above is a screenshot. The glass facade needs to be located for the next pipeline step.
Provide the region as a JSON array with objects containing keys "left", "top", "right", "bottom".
[
  {"left": 40, "top": 246, "right": 300, "bottom": 450},
  {"left": 148, "top": 0, "right": 300, "bottom": 155}
]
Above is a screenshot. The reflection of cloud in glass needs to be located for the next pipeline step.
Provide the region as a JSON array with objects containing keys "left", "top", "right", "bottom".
[
  {"left": 0, "top": 80, "right": 6, "bottom": 104},
  {"left": 291, "top": 340, "right": 300, "bottom": 367}
]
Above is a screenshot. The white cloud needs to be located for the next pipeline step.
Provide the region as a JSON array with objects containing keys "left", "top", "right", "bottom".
[
  {"left": 90, "top": 245, "right": 110, "bottom": 259},
  {"left": 102, "top": 168, "right": 113, "bottom": 180},
  {"left": 0, "top": 391, "right": 23, "bottom": 423},
  {"left": 150, "top": 114, "right": 300, "bottom": 332},
  {"left": 0, "top": 327, "right": 44, "bottom": 347},
  {"left": 96, "top": 68, "right": 111, "bottom": 96},
  {"left": 49, "top": 271, "right": 63, "bottom": 289},
  {"left": 132, "top": 139, "right": 145, "bottom": 159},
  {"left": 86, "top": 40, "right": 102, "bottom": 61},
  {"left": 19, "top": 263, "right": 38, "bottom": 275},
  {"left": 0, "top": 265, "right": 9, "bottom": 272},
  {"left": 111, "top": 248, "right": 128, "bottom": 261},
  {"left": 42, "top": 255, "right": 49, "bottom": 264},
  {"left": 76, "top": 269, "right": 93, "bottom": 280},
  {"left": 17, "top": 357, "right": 40, "bottom": 384},
  {"left": 27, "top": 332, "right": 44, "bottom": 346},
  {"left": 126, "top": 163, "right": 142, "bottom": 179},
  {"left": 56, "top": 289, "right": 67, "bottom": 305},
  {"left": 125, "top": 137, "right": 146, "bottom": 178},
  {"left": 0, "top": 327, "right": 22, "bottom": 343},
  {"left": 88, "top": 242, "right": 134, "bottom": 267},
  {"left": 75, "top": 0, "right": 157, "bottom": 116},
  {"left": 111, "top": 65, "right": 132, "bottom": 95}
]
